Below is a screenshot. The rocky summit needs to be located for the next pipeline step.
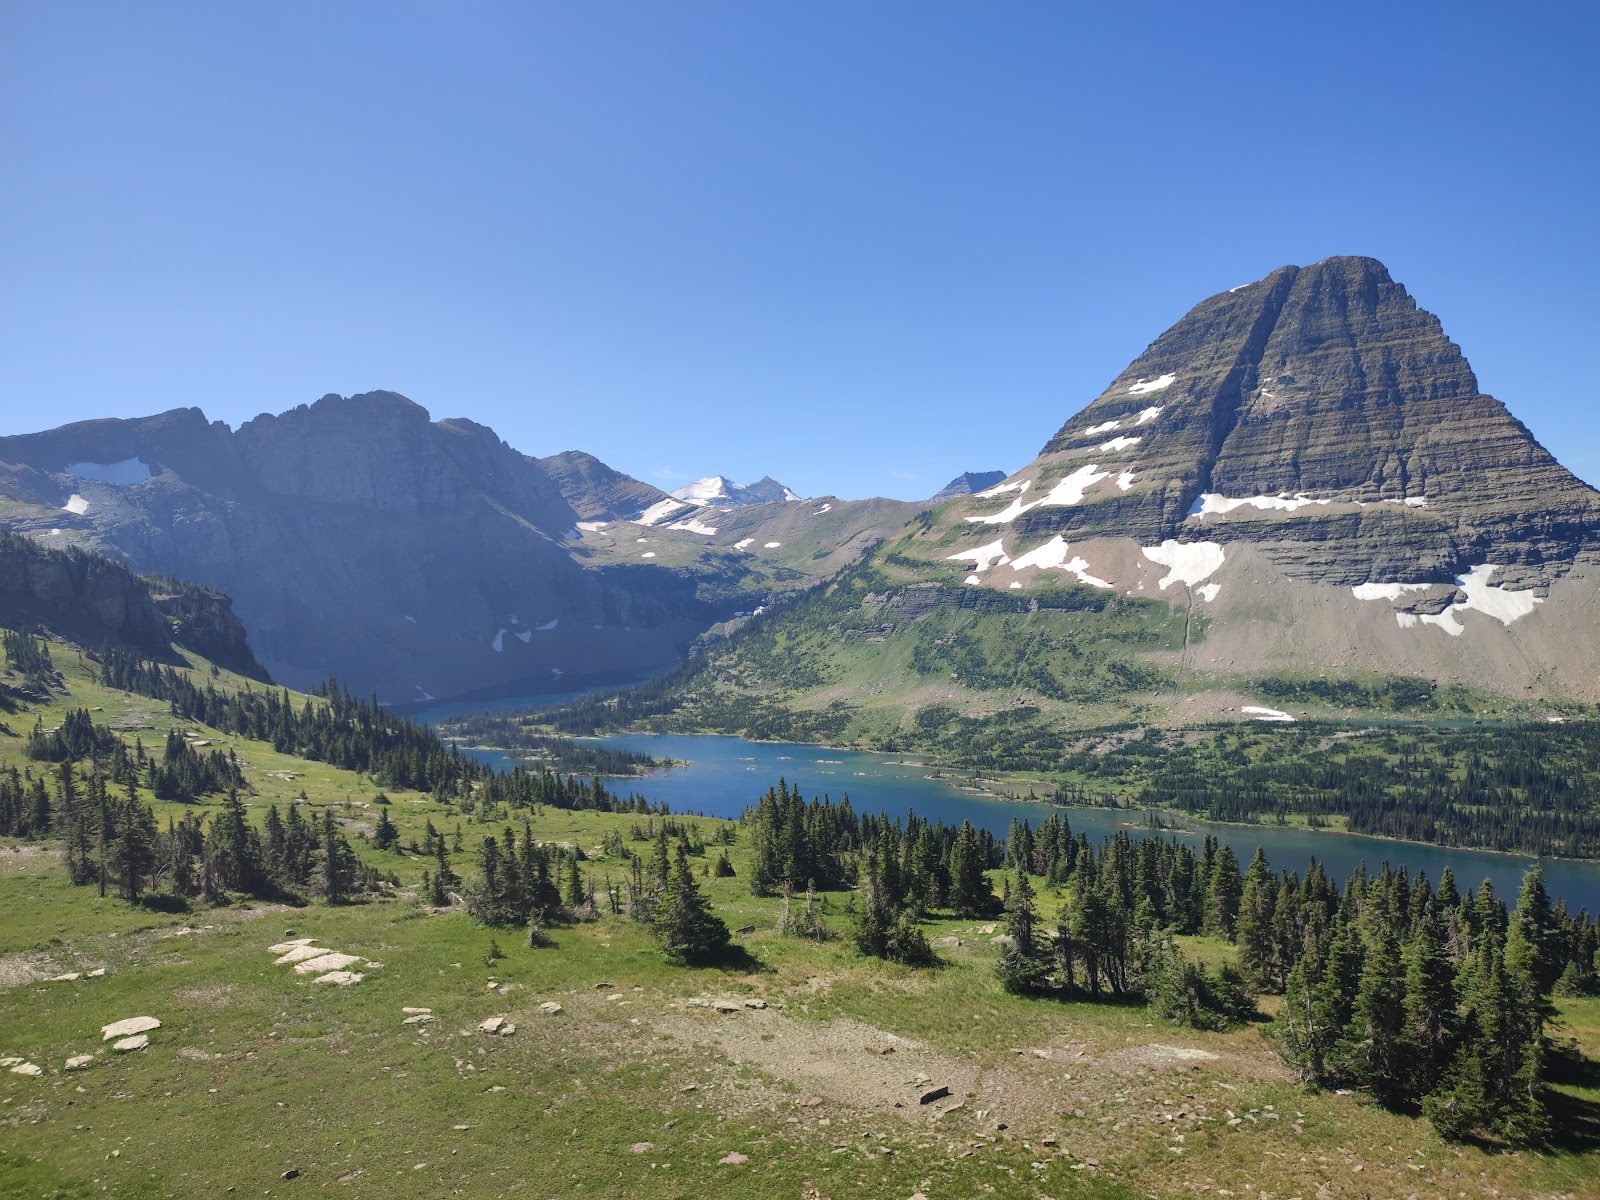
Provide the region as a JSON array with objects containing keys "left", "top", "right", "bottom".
[{"left": 667, "top": 257, "right": 1600, "bottom": 722}]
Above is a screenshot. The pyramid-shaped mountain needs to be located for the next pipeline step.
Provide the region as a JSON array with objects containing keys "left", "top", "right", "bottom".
[{"left": 957, "top": 256, "right": 1597, "bottom": 589}]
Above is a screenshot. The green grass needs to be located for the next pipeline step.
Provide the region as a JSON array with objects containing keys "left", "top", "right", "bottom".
[{"left": 3, "top": 642, "right": 1600, "bottom": 1198}]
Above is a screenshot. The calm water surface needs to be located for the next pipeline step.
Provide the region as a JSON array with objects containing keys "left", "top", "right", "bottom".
[{"left": 449, "top": 730, "right": 1600, "bottom": 914}]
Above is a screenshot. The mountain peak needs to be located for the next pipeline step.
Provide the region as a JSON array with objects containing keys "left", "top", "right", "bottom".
[{"left": 670, "top": 475, "right": 803, "bottom": 507}]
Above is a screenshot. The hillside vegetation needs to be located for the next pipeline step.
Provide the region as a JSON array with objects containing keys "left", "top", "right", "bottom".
[{"left": 4, "top": 627, "right": 1600, "bottom": 1198}]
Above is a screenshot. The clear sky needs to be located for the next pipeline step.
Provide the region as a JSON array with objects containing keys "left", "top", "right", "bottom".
[{"left": 2, "top": 2, "right": 1596, "bottom": 499}]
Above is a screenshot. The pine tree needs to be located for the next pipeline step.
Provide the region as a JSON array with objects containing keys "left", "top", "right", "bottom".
[
  {"left": 1235, "top": 847, "right": 1277, "bottom": 990},
  {"left": 319, "top": 806, "right": 354, "bottom": 902},
  {"left": 1403, "top": 907, "right": 1459, "bottom": 1100},
  {"left": 654, "top": 842, "right": 730, "bottom": 964},
  {"left": 1338, "top": 927, "right": 1408, "bottom": 1104},
  {"left": 1205, "top": 843, "right": 1242, "bottom": 939},
  {"left": 996, "top": 870, "right": 1051, "bottom": 995}
]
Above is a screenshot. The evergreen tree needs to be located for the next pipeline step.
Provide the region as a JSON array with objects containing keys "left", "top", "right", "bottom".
[
  {"left": 1235, "top": 847, "right": 1277, "bottom": 990},
  {"left": 654, "top": 842, "right": 730, "bottom": 964},
  {"left": 1338, "top": 927, "right": 1409, "bottom": 1104},
  {"left": 1205, "top": 843, "right": 1242, "bottom": 939},
  {"left": 1403, "top": 907, "right": 1459, "bottom": 1100},
  {"left": 995, "top": 870, "right": 1051, "bottom": 995}
]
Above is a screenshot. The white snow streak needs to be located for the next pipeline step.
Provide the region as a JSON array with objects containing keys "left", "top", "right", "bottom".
[
  {"left": 1116, "top": 469, "right": 1136, "bottom": 491},
  {"left": 535, "top": 618, "right": 559, "bottom": 631},
  {"left": 491, "top": 630, "right": 505, "bottom": 653},
  {"left": 1038, "top": 464, "right": 1112, "bottom": 507},
  {"left": 1127, "top": 373, "right": 1176, "bottom": 395},
  {"left": 514, "top": 630, "right": 532, "bottom": 643},
  {"left": 975, "top": 478, "right": 1028, "bottom": 498},
  {"left": 733, "top": 537, "right": 754, "bottom": 551},
  {"left": 1141, "top": 540, "right": 1226, "bottom": 590},
  {"left": 1242, "top": 705, "right": 1296, "bottom": 723},
  {"left": 946, "top": 538, "right": 1012, "bottom": 573},
  {"left": 813, "top": 504, "right": 832, "bottom": 515},
  {"left": 1195, "top": 492, "right": 1331, "bottom": 515},
  {"left": 763, "top": 541, "right": 782, "bottom": 549},
  {"left": 667, "top": 517, "right": 719, "bottom": 536},
  {"left": 1135, "top": 406, "right": 1163, "bottom": 425},
  {"left": 1099, "top": 436, "right": 1141, "bottom": 453},
  {"left": 576, "top": 520, "right": 609, "bottom": 532},
  {"left": 1196, "top": 582, "right": 1221, "bottom": 603},
  {"left": 1008, "top": 536, "right": 1114, "bottom": 589},
  {"left": 1084, "top": 420, "right": 1122, "bottom": 436},
  {"left": 634, "top": 499, "right": 691, "bottom": 526},
  {"left": 63, "top": 494, "right": 89, "bottom": 514},
  {"left": 641, "top": 552, "right": 657, "bottom": 558},
  {"left": 1351, "top": 582, "right": 1431, "bottom": 601}
]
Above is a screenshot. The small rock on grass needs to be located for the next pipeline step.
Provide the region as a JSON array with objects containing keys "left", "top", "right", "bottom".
[
  {"left": 478, "top": 1016, "right": 506, "bottom": 1034},
  {"left": 9, "top": 1062, "right": 42, "bottom": 1077},
  {"left": 718, "top": 1152, "right": 749, "bottom": 1165},
  {"left": 538, "top": 1002, "right": 562, "bottom": 1015},
  {"left": 918, "top": 1085, "right": 950, "bottom": 1105},
  {"left": 113, "top": 1035, "right": 149, "bottom": 1053},
  {"left": 743, "top": 998, "right": 767, "bottom": 1009},
  {"left": 402, "top": 1007, "right": 432, "bottom": 1014},
  {"left": 629, "top": 1142, "right": 654, "bottom": 1154},
  {"left": 313, "top": 971, "right": 363, "bottom": 986},
  {"left": 65, "top": 1054, "right": 94, "bottom": 1070},
  {"left": 402, "top": 1014, "right": 434, "bottom": 1025},
  {"left": 711, "top": 1000, "right": 739, "bottom": 1013}
]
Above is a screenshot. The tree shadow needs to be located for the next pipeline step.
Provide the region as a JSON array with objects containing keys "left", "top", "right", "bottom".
[
  {"left": 699, "top": 943, "right": 769, "bottom": 973},
  {"left": 1543, "top": 1039, "right": 1600, "bottom": 1155}
]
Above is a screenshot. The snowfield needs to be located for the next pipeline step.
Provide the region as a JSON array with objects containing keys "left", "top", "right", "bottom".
[
  {"left": 1135, "top": 406, "right": 1163, "bottom": 425},
  {"left": 1127, "top": 373, "right": 1176, "bottom": 394},
  {"left": 1242, "top": 705, "right": 1296, "bottom": 723},
  {"left": 1194, "top": 492, "right": 1331, "bottom": 515},
  {"left": 634, "top": 498, "right": 691, "bottom": 526},
  {"left": 975, "top": 478, "right": 1027, "bottom": 498},
  {"left": 1355, "top": 564, "right": 1542, "bottom": 636},
  {"left": 946, "top": 538, "right": 1011, "bottom": 573},
  {"left": 1098, "top": 435, "right": 1141, "bottom": 452},
  {"left": 62, "top": 494, "right": 89, "bottom": 515},
  {"left": 1142, "top": 541, "right": 1226, "bottom": 592},
  {"left": 1084, "top": 420, "right": 1121, "bottom": 436},
  {"left": 1116, "top": 469, "right": 1136, "bottom": 491},
  {"left": 667, "top": 517, "right": 719, "bottom": 536}
]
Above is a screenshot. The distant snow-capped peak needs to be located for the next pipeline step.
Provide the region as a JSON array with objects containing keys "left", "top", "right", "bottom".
[{"left": 670, "top": 475, "right": 803, "bottom": 507}]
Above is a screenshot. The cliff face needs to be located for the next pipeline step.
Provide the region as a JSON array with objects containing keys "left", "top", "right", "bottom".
[
  {"left": 998, "top": 257, "right": 1600, "bottom": 586},
  {"left": 0, "top": 393, "right": 739, "bottom": 700},
  {"left": 0, "top": 533, "right": 267, "bottom": 677}
]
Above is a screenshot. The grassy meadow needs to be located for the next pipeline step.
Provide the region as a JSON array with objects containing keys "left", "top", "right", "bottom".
[{"left": 2, "top": 645, "right": 1599, "bottom": 1199}]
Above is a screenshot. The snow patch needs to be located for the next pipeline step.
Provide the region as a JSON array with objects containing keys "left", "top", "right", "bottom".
[
  {"left": 1098, "top": 435, "right": 1141, "bottom": 452},
  {"left": 576, "top": 520, "right": 609, "bottom": 532},
  {"left": 1362, "top": 564, "right": 1541, "bottom": 636},
  {"left": 1196, "top": 582, "right": 1221, "bottom": 603},
  {"left": 1351, "top": 582, "right": 1431, "bottom": 601},
  {"left": 404, "top": 615, "right": 417, "bottom": 623},
  {"left": 535, "top": 618, "right": 559, "bottom": 631},
  {"left": 63, "top": 494, "right": 89, "bottom": 515},
  {"left": 1242, "top": 706, "right": 1296, "bottom": 723},
  {"left": 1127, "top": 373, "right": 1176, "bottom": 395},
  {"left": 1084, "top": 420, "right": 1121, "bottom": 436},
  {"left": 514, "top": 630, "right": 532, "bottom": 643},
  {"left": 733, "top": 538, "right": 754, "bottom": 551},
  {"left": 634, "top": 499, "right": 691, "bottom": 526},
  {"left": 666, "top": 517, "right": 719, "bottom": 536},
  {"left": 1142, "top": 541, "right": 1226, "bottom": 590},
  {"left": 1006, "top": 536, "right": 1112, "bottom": 588},
  {"left": 641, "top": 551, "right": 657, "bottom": 558},
  {"left": 1038, "top": 464, "right": 1112, "bottom": 507},
  {"left": 975, "top": 478, "right": 1028, "bottom": 499},
  {"left": 1009, "top": 581, "right": 1022, "bottom": 589},
  {"left": 1116, "top": 469, "right": 1136, "bottom": 491},
  {"left": 763, "top": 541, "right": 781, "bottom": 549},
  {"left": 1135, "top": 406, "right": 1162, "bottom": 425},
  {"left": 813, "top": 503, "right": 832, "bottom": 515},
  {"left": 1195, "top": 492, "right": 1331, "bottom": 516},
  {"left": 66, "top": 458, "right": 151, "bottom": 485},
  {"left": 946, "top": 538, "right": 1011, "bottom": 573},
  {"left": 491, "top": 630, "right": 505, "bottom": 652}
]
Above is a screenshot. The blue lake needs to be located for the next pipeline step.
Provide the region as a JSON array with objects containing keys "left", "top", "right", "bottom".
[{"left": 449, "top": 730, "right": 1600, "bottom": 914}]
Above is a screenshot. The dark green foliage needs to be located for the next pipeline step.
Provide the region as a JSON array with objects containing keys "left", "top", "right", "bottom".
[
  {"left": 24, "top": 709, "right": 119, "bottom": 762},
  {"left": 1142, "top": 938, "right": 1257, "bottom": 1030},
  {"left": 654, "top": 842, "right": 731, "bottom": 964}
]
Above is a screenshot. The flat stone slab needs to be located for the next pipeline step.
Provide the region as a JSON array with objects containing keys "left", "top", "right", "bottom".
[
  {"left": 65, "top": 1055, "right": 94, "bottom": 1070},
  {"left": 919, "top": 1085, "right": 951, "bottom": 1105},
  {"left": 275, "top": 945, "right": 334, "bottom": 965},
  {"left": 402, "top": 1014, "right": 434, "bottom": 1024},
  {"left": 49, "top": 972, "right": 81, "bottom": 982},
  {"left": 402, "top": 1007, "right": 432, "bottom": 1014},
  {"left": 9, "top": 1062, "right": 42, "bottom": 1076},
  {"left": 537, "top": 1002, "right": 563, "bottom": 1015},
  {"left": 101, "top": 1016, "right": 160, "bottom": 1041},
  {"left": 293, "top": 953, "right": 361, "bottom": 975},
  {"left": 498, "top": 1023, "right": 516, "bottom": 1036},
  {"left": 268, "top": 938, "right": 318, "bottom": 954},
  {"left": 742, "top": 998, "right": 767, "bottom": 1009},
  {"left": 478, "top": 1016, "right": 506, "bottom": 1033},
  {"left": 87, "top": 968, "right": 106, "bottom": 977},
  {"left": 313, "top": 971, "right": 363, "bottom": 986},
  {"left": 711, "top": 1000, "right": 740, "bottom": 1013},
  {"left": 113, "top": 1034, "right": 149, "bottom": 1052}
]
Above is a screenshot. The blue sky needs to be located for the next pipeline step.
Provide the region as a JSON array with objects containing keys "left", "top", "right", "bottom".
[{"left": 2, "top": 2, "right": 1596, "bottom": 498}]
